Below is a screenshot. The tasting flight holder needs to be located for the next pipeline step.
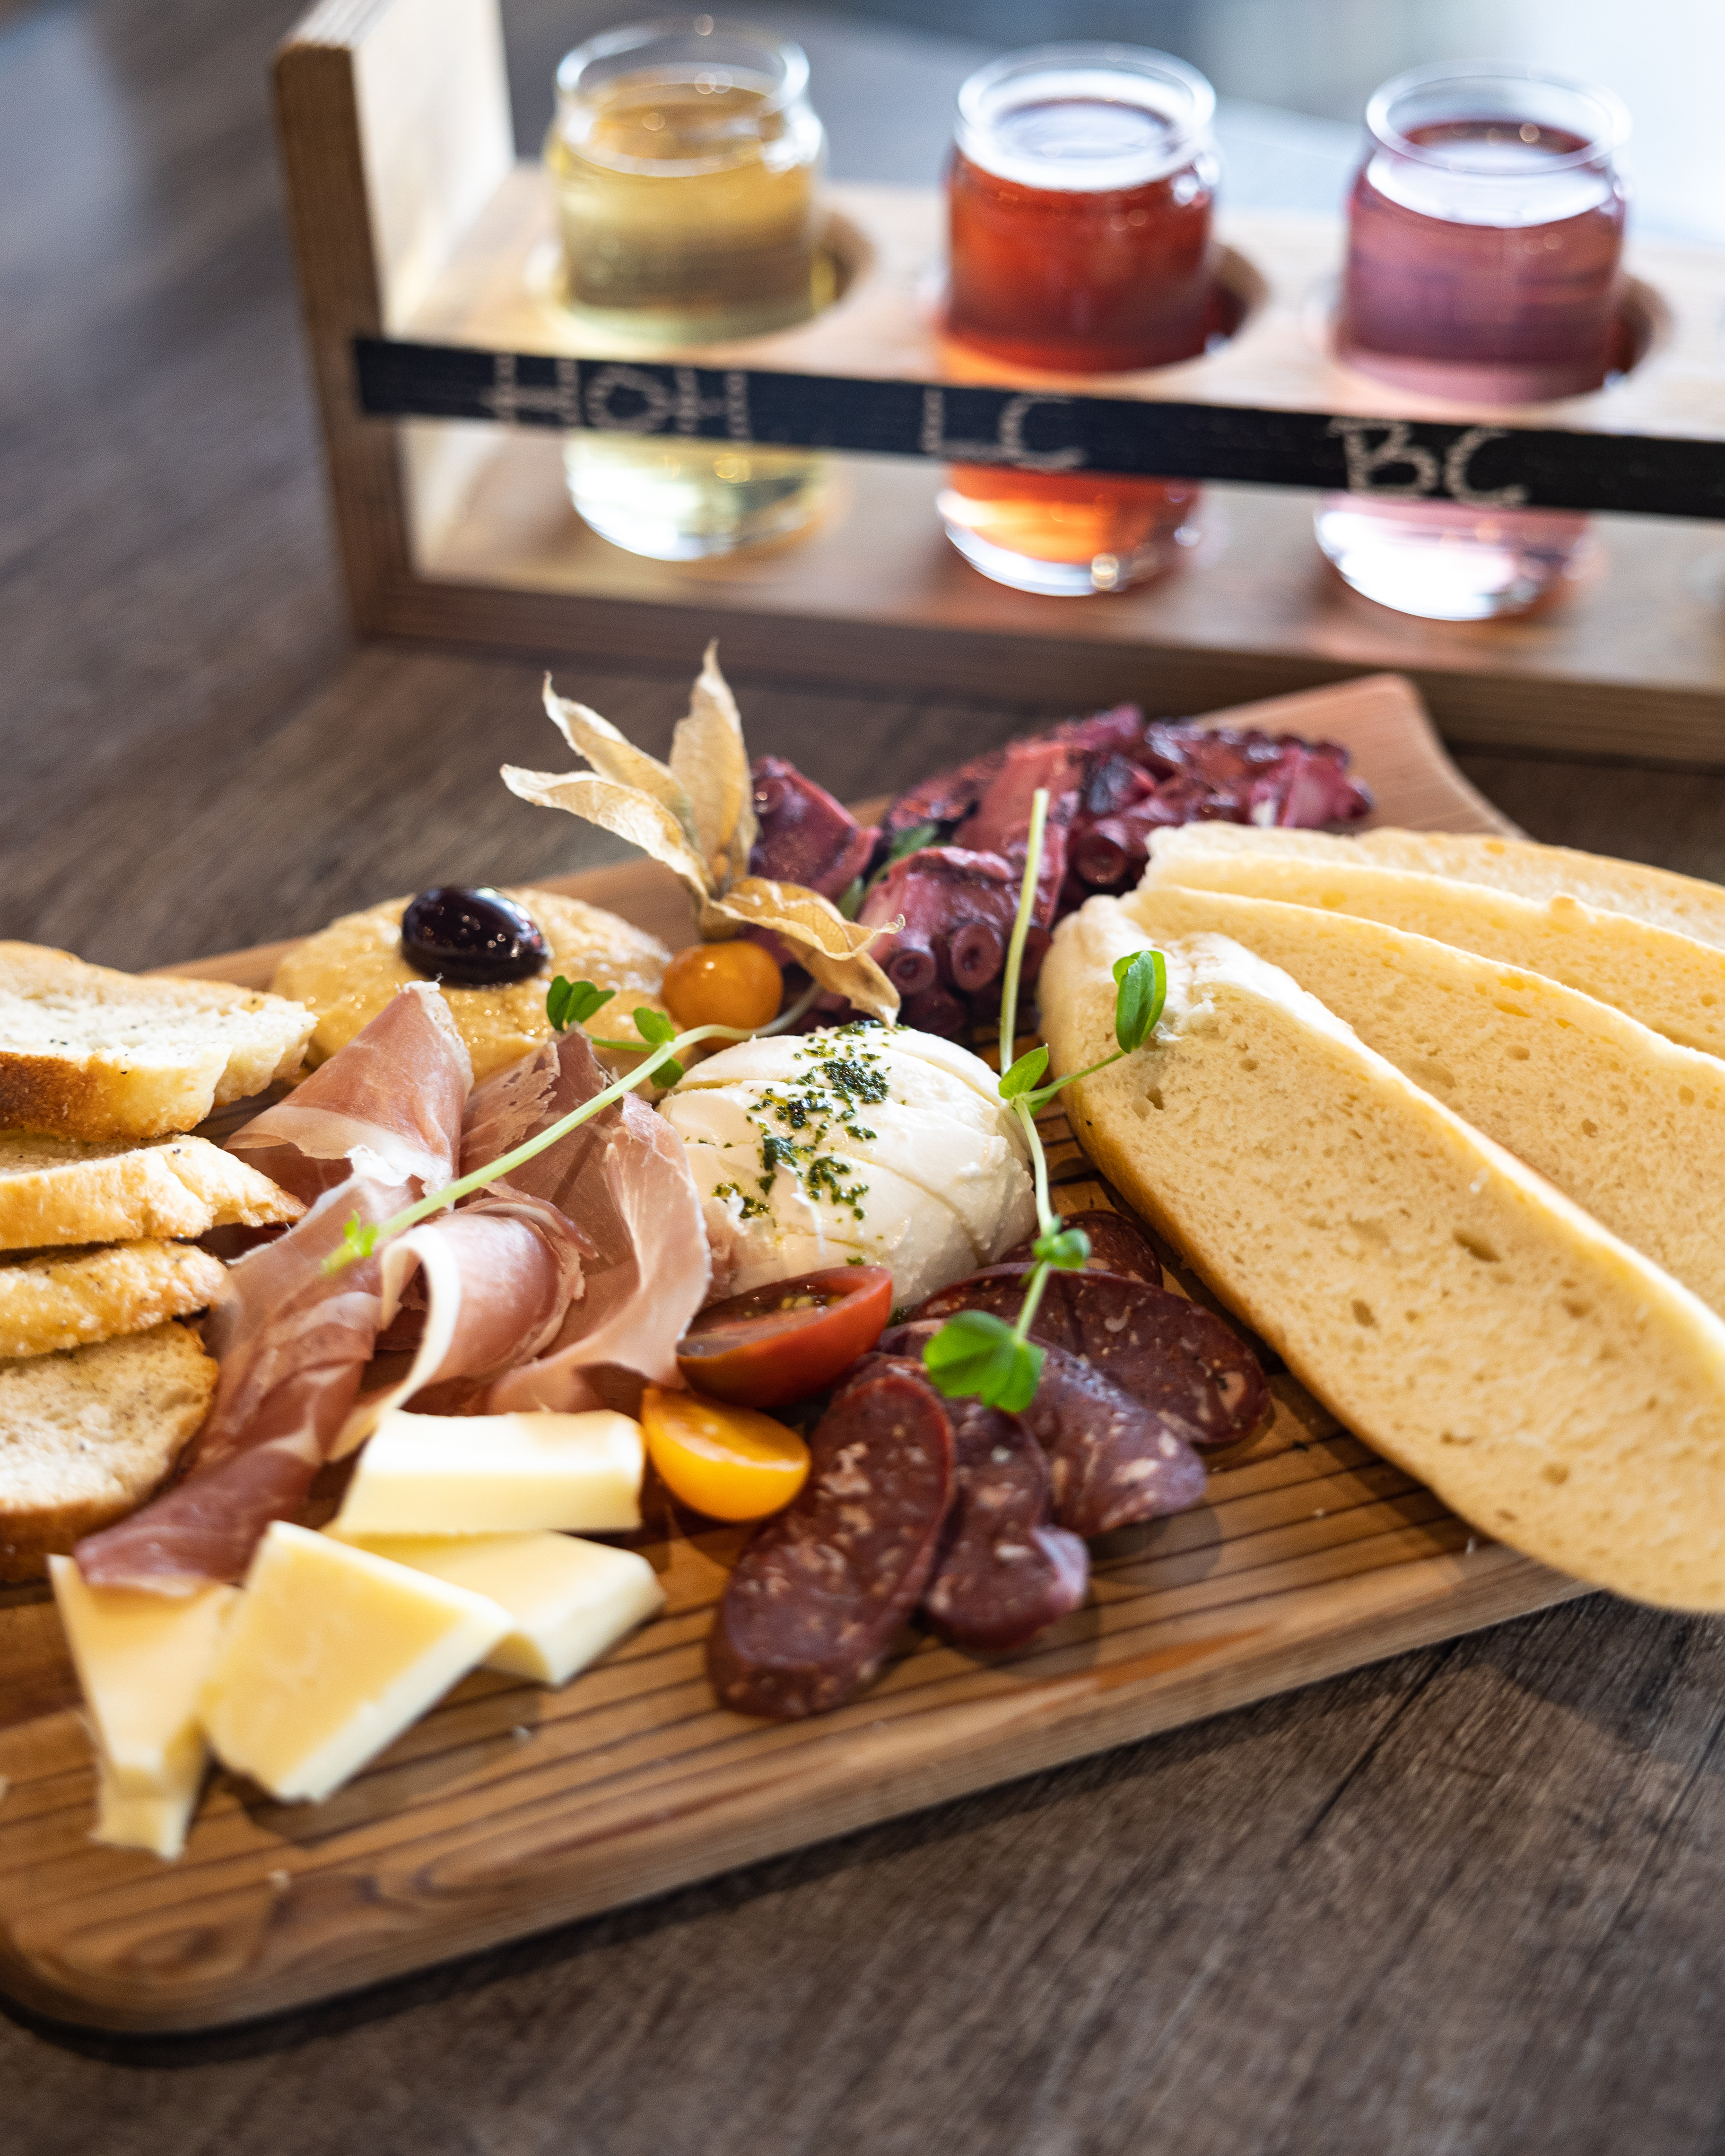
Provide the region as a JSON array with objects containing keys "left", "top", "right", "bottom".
[
  {"left": 354, "top": 342, "right": 1725, "bottom": 522},
  {"left": 278, "top": 0, "right": 1725, "bottom": 760}
]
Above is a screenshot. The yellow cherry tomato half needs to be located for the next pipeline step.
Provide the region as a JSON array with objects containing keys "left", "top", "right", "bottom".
[
  {"left": 661, "top": 939, "right": 783, "bottom": 1034},
  {"left": 641, "top": 1384, "right": 810, "bottom": 1521}
]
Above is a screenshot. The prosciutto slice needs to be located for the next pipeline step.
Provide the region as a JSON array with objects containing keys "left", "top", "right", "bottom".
[
  {"left": 228, "top": 982, "right": 471, "bottom": 1205},
  {"left": 333, "top": 1191, "right": 590, "bottom": 1453},
  {"left": 77, "top": 985, "right": 490, "bottom": 1591},
  {"left": 77, "top": 1177, "right": 406, "bottom": 1591},
  {"left": 464, "top": 1030, "right": 710, "bottom": 1410}
]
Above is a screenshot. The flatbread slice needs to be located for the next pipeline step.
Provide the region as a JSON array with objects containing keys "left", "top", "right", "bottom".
[
  {"left": 1039, "top": 900, "right": 1725, "bottom": 1610},
  {"left": 1145, "top": 825, "right": 1725, "bottom": 1061},
  {"left": 1122, "top": 885, "right": 1725, "bottom": 1324},
  {"left": 1156, "top": 821, "right": 1725, "bottom": 952}
]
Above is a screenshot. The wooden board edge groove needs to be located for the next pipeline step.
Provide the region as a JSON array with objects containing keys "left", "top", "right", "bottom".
[{"left": 0, "top": 1555, "right": 1584, "bottom": 2035}]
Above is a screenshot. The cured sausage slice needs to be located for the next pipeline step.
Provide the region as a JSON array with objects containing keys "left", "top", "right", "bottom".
[
  {"left": 883, "top": 1322, "right": 1206, "bottom": 1540},
  {"left": 1021, "top": 1347, "right": 1207, "bottom": 1537},
  {"left": 922, "top": 1398, "right": 1089, "bottom": 1651},
  {"left": 912, "top": 1265, "right": 1266, "bottom": 1447},
  {"left": 709, "top": 1360, "right": 955, "bottom": 1720},
  {"left": 999, "top": 1208, "right": 1167, "bottom": 1286}
]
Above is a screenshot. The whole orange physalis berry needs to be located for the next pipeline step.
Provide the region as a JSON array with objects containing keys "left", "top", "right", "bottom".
[{"left": 661, "top": 939, "right": 784, "bottom": 1033}]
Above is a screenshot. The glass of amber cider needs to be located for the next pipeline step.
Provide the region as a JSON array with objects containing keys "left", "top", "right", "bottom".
[
  {"left": 1316, "top": 62, "right": 1630, "bottom": 621},
  {"left": 546, "top": 17, "right": 828, "bottom": 559},
  {"left": 940, "top": 44, "right": 1220, "bottom": 597}
]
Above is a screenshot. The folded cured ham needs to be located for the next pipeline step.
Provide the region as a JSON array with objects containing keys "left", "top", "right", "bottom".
[
  {"left": 77, "top": 993, "right": 710, "bottom": 1590},
  {"left": 227, "top": 982, "right": 471, "bottom": 1204},
  {"left": 462, "top": 1027, "right": 710, "bottom": 1411},
  {"left": 75, "top": 1177, "right": 404, "bottom": 1589}
]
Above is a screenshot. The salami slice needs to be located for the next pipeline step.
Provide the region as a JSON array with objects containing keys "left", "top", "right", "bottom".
[
  {"left": 999, "top": 1208, "right": 1167, "bottom": 1286},
  {"left": 709, "top": 1359, "right": 955, "bottom": 1720},
  {"left": 912, "top": 1265, "right": 1266, "bottom": 1448},
  {"left": 1021, "top": 1346, "right": 1207, "bottom": 1536},
  {"left": 922, "top": 1399, "right": 1090, "bottom": 1652},
  {"left": 883, "top": 1321, "right": 1206, "bottom": 1540}
]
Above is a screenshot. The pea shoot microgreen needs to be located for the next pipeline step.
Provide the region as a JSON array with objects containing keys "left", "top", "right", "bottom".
[
  {"left": 321, "top": 968, "right": 816, "bottom": 1275},
  {"left": 918, "top": 787, "right": 1167, "bottom": 1415}
]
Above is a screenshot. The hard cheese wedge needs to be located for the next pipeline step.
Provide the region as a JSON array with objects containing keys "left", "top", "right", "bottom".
[
  {"left": 200, "top": 1522, "right": 509, "bottom": 1804},
  {"left": 93, "top": 1765, "right": 202, "bottom": 1863},
  {"left": 332, "top": 1408, "right": 646, "bottom": 1537},
  {"left": 329, "top": 1531, "right": 665, "bottom": 1687},
  {"left": 49, "top": 1556, "right": 235, "bottom": 1858}
]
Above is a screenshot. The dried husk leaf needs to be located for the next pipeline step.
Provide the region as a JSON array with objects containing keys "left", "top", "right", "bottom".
[
  {"left": 500, "top": 766, "right": 714, "bottom": 900},
  {"left": 702, "top": 877, "right": 900, "bottom": 1023},
  {"left": 541, "top": 678, "right": 701, "bottom": 851},
  {"left": 668, "top": 643, "right": 758, "bottom": 892}
]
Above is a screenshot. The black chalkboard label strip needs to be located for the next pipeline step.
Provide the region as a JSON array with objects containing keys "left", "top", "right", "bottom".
[{"left": 353, "top": 337, "right": 1725, "bottom": 522}]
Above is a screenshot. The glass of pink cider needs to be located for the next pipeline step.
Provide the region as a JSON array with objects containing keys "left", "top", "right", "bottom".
[{"left": 1316, "top": 63, "right": 1630, "bottom": 622}]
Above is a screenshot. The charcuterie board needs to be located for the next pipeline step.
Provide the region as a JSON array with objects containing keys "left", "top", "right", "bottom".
[{"left": 0, "top": 673, "right": 1586, "bottom": 2034}]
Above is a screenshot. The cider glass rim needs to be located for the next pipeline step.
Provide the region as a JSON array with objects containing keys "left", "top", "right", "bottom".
[
  {"left": 956, "top": 41, "right": 1217, "bottom": 163},
  {"left": 555, "top": 15, "right": 810, "bottom": 123},
  {"left": 1365, "top": 60, "right": 1629, "bottom": 172}
]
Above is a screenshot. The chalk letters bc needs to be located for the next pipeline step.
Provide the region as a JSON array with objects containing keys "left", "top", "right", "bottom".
[{"left": 350, "top": 338, "right": 1725, "bottom": 521}]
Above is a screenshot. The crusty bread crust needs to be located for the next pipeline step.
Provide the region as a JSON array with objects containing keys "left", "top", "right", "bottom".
[
  {"left": 1040, "top": 899, "right": 1725, "bottom": 1611},
  {"left": 1144, "top": 827, "right": 1725, "bottom": 1061},
  {"left": 0, "top": 1321, "right": 216, "bottom": 1582},
  {"left": 1158, "top": 822, "right": 1725, "bottom": 954},
  {"left": 0, "top": 1241, "right": 227, "bottom": 1359},
  {"left": 0, "top": 942, "right": 312, "bottom": 1140},
  {"left": 0, "top": 1131, "right": 303, "bottom": 1251}
]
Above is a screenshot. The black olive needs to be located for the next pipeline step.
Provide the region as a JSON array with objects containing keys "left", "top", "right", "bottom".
[{"left": 400, "top": 887, "right": 549, "bottom": 986}]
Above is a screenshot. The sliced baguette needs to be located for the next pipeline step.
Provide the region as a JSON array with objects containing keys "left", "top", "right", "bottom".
[
  {"left": 0, "top": 1241, "right": 227, "bottom": 1359},
  {"left": 0, "top": 1130, "right": 303, "bottom": 1251},
  {"left": 1040, "top": 899, "right": 1725, "bottom": 1609},
  {"left": 0, "top": 942, "right": 313, "bottom": 1140},
  {"left": 1144, "top": 825, "right": 1725, "bottom": 1061},
  {"left": 1121, "top": 885, "right": 1725, "bottom": 1324},
  {"left": 0, "top": 1321, "right": 216, "bottom": 1582}
]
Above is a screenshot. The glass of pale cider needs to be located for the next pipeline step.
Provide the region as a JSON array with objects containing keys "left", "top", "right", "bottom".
[
  {"left": 939, "top": 45, "right": 1220, "bottom": 598},
  {"left": 1316, "top": 63, "right": 1630, "bottom": 621},
  {"left": 547, "top": 18, "right": 828, "bottom": 558}
]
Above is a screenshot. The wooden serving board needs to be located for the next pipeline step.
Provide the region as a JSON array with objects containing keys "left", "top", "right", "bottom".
[{"left": 0, "top": 675, "right": 1583, "bottom": 2034}]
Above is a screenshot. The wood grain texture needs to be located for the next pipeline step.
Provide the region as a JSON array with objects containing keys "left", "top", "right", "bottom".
[
  {"left": 0, "top": 676, "right": 1555, "bottom": 2031},
  {"left": 9, "top": 0, "right": 1725, "bottom": 2146}
]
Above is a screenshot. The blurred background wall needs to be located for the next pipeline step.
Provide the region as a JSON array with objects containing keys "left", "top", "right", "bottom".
[{"left": 503, "top": 0, "right": 1723, "bottom": 241}]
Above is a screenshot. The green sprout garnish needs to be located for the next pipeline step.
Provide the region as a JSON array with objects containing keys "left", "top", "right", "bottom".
[
  {"left": 321, "top": 965, "right": 819, "bottom": 1275},
  {"left": 545, "top": 975, "right": 614, "bottom": 1032},
  {"left": 919, "top": 786, "right": 1167, "bottom": 1414}
]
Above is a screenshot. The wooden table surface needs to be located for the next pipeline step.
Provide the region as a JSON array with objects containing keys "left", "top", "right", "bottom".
[{"left": 8, "top": 1, "right": 1725, "bottom": 2148}]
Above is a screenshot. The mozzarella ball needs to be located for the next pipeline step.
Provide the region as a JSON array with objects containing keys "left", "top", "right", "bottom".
[{"left": 661, "top": 1025, "right": 1037, "bottom": 1309}]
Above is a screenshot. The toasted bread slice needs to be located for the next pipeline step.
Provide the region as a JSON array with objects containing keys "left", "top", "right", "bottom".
[
  {"left": 0, "top": 1130, "right": 302, "bottom": 1251},
  {"left": 0, "top": 942, "right": 312, "bottom": 1140},
  {"left": 0, "top": 1241, "right": 227, "bottom": 1359},
  {"left": 1040, "top": 899, "right": 1725, "bottom": 1610},
  {"left": 0, "top": 1321, "right": 216, "bottom": 1582},
  {"left": 1145, "top": 825, "right": 1725, "bottom": 1061},
  {"left": 1123, "top": 885, "right": 1725, "bottom": 1325}
]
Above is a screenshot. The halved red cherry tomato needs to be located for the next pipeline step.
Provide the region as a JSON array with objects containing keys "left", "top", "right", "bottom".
[{"left": 675, "top": 1266, "right": 894, "bottom": 1408}]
